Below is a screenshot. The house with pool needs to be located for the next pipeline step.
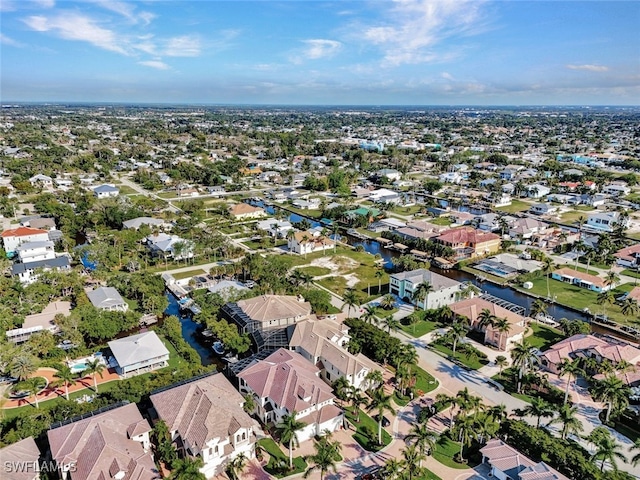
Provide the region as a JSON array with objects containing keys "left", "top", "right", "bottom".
[{"left": 107, "top": 331, "right": 169, "bottom": 377}]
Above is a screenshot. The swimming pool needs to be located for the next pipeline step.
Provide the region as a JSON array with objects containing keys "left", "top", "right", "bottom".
[{"left": 71, "top": 363, "right": 87, "bottom": 373}]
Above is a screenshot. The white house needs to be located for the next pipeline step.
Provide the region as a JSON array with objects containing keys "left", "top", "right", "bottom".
[
  {"left": 389, "top": 268, "right": 463, "bottom": 309},
  {"left": 15, "top": 241, "right": 56, "bottom": 263},
  {"left": 1, "top": 226, "right": 50, "bottom": 256},
  {"left": 92, "top": 184, "right": 120, "bottom": 198},
  {"left": 602, "top": 182, "right": 631, "bottom": 197},
  {"left": 11, "top": 256, "right": 71, "bottom": 285},
  {"left": 586, "top": 211, "right": 630, "bottom": 233},
  {"left": 108, "top": 331, "right": 169, "bottom": 377},
  {"left": 86, "top": 286, "right": 129, "bottom": 312},
  {"left": 439, "top": 172, "right": 463, "bottom": 184},
  {"left": 237, "top": 348, "right": 343, "bottom": 443},
  {"left": 529, "top": 203, "right": 558, "bottom": 215},
  {"left": 146, "top": 233, "right": 195, "bottom": 261},
  {"left": 375, "top": 168, "right": 402, "bottom": 182},
  {"left": 369, "top": 188, "right": 402, "bottom": 204},
  {"left": 29, "top": 174, "right": 53, "bottom": 189},
  {"left": 288, "top": 230, "right": 334, "bottom": 255},
  {"left": 151, "top": 373, "right": 262, "bottom": 479},
  {"left": 290, "top": 318, "right": 381, "bottom": 390},
  {"left": 525, "top": 184, "right": 551, "bottom": 198}
]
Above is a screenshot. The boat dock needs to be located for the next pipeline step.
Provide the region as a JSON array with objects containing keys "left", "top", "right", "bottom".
[{"left": 347, "top": 228, "right": 371, "bottom": 240}]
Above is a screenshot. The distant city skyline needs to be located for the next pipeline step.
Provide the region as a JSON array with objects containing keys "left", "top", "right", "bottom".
[{"left": 1, "top": 1, "right": 638, "bottom": 105}]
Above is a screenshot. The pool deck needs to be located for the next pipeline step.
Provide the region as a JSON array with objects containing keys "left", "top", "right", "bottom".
[{"left": 2, "top": 367, "right": 120, "bottom": 409}]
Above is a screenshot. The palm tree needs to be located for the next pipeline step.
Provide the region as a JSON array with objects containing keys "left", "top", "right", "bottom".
[
  {"left": 447, "top": 321, "right": 469, "bottom": 357},
  {"left": 375, "top": 268, "right": 385, "bottom": 294},
  {"left": 400, "top": 444, "right": 425, "bottom": 480},
  {"left": 597, "top": 290, "right": 615, "bottom": 317},
  {"left": 10, "top": 353, "right": 38, "bottom": 381},
  {"left": 592, "top": 374, "right": 631, "bottom": 423},
  {"left": 541, "top": 256, "right": 555, "bottom": 300},
  {"left": 382, "top": 458, "right": 403, "bottom": 480},
  {"left": 604, "top": 270, "right": 621, "bottom": 289},
  {"left": 379, "top": 293, "right": 396, "bottom": 310},
  {"left": 83, "top": 358, "right": 106, "bottom": 392},
  {"left": 380, "top": 315, "right": 401, "bottom": 333},
  {"left": 493, "top": 317, "right": 511, "bottom": 350},
  {"left": 494, "top": 355, "right": 508, "bottom": 377},
  {"left": 226, "top": 453, "right": 247, "bottom": 480},
  {"left": 169, "top": 457, "right": 206, "bottom": 480},
  {"left": 366, "top": 387, "right": 394, "bottom": 446},
  {"left": 452, "top": 414, "right": 474, "bottom": 462},
  {"left": 342, "top": 288, "right": 359, "bottom": 317},
  {"left": 521, "top": 397, "right": 554, "bottom": 428},
  {"left": 350, "top": 390, "right": 368, "bottom": 422},
  {"left": 587, "top": 426, "right": 627, "bottom": 472},
  {"left": 412, "top": 282, "right": 433, "bottom": 311},
  {"left": 455, "top": 387, "right": 482, "bottom": 416},
  {"left": 510, "top": 340, "right": 540, "bottom": 394},
  {"left": 530, "top": 299, "right": 548, "bottom": 320},
  {"left": 621, "top": 298, "right": 639, "bottom": 318},
  {"left": 629, "top": 438, "right": 640, "bottom": 466},
  {"left": 303, "top": 436, "right": 341, "bottom": 480},
  {"left": 243, "top": 393, "right": 256, "bottom": 414},
  {"left": 332, "top": 377, "right": 351, "bottom": 406},
  {"left": 558, "top": 357, "right": 583, "bottom": 404},
  {"left": 53, "top": 364, "right": 77, "bottom": 401},
  {"left": 476, "top": 308, "right": 496, "bottom": 331},
  {"left": 405, "top": 423, "right": 438, "bottom": 467},
  {"left": 276, "top": 412, "right": 306, "bottom": 470},
  {"left": 25, "top": 377, "right": 41, "bottom": 409},
  {"left": 361, "top": 304, "right": 378, "bottom": 324},
  {"left": 549, "top": 403, "right": 583, "bottom": 440},
  {"left": 364, "top": 369, "right": 384, "bottom": 391}
]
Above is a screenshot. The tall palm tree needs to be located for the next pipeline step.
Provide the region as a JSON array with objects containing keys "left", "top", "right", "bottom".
[
  {"left": 412, "top": 282, "right": 433, "bottom": 311},
  {"left": 510, "top": 340, "right": 540, "bottom": 394},
  {"left": 361, "top": 304, "right": 378, "bottom": 324},
  {"left": 521, "top": 397, "right": 554, "bottom": 428},
  {"left": 549, "top": 403, "right": 583, "bottom": 440},
  {"left": 366, "top": 387, "right": 394, "bottom": 446},
  {"left": 447, "top": 321, "right": 469, "bottom": 357},
  {"left": 226, "top": 453, "right": 247, "bottom": 480},
  {"left": 493, "top": 317, "right": 511, "bottom": 350},
  {"left": 405, "top": 423, "right": 438, "bottom": 467},
  {"left": 10, "top": 353, "right": 38, "bottom": 381},
  {"left": 380, "top": 315, "right": 401, "bottom": 333},
  {"left": 303, "top": 436, "right": 341, "bottom": 480},
  {"left": 342, "top": 288, "right": 359, "bottom": 318},
  {"left": 53, "top": 364, "right": 77, "bottom": 401},
  {"left": 375, "top": 268, "right": 385, "bottom": 294},
  {"left": 494, "top": 355, "right": 508, "bottom": 377},
  {"left": 621, "top": 298, "right": 639, "bottom": 318},
  {"left": 597, "top": 290, "right": 615, "bottom": 318},
  {"left": 592, "top": 374, "right": 631, "bottom": 423},
  {"left": 277, "top": 412, "right": 306, "bottom": 470},
  {"left": 350, "top": 390, "right": 368, "bottom": 422},
  {"left": 541, "top": 256, "right": 555, "bottom": 300},
  {"left": 455, "top": 387, "right": 482, "bottom": 416},
  {"left": 364, "top": 370, "right": 384, "bottom": 391},
  {"left": 83, "top": 358, "right": 106, "bottom": 393},
  {"left": 530, "top": 299, "right": 548, "bottom": 320},
  {"left": 476, "top": 308, "right": 496, "bottom": 331},
  {"left": 452, "top": 414, "right": 475, "bottom": 462},
  {"left": 558, "top": 357, "right": 583, "bottom": 404},
  {"left": 332, "top": 377, "right": 351, "bottom": 407},
  {"left": 382, "top": 458, "right": 403, "bottom": 480},
  {"left": 604, "top": 271, "right": 621, "bottom": 289},
  {"left": 400, "top": 444, "right": 425, "bottom": 480},
  {"left": 169, "top": 457, "right": 206, "bottom": 480},
  {"left": 25, "top": 377, "right": 41, "bottom": 409},
  {"left": 587, "top": 427, "right": 627, "bottom": 472}
]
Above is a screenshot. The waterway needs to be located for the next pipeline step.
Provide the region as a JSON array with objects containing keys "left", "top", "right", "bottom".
[{"left": 245, "top": 199, "right": 591, "bottom": 322}]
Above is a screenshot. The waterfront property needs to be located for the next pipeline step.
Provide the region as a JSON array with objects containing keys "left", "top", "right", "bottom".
[
  {"left": 389, "top": 268, "right": 463, "bottom": 309},
  {"left": 237, "top": 348, "right": 343, "bottom": 443},
  {"left": 287, "top": 229, "right": 334, "bottom": 255},
  {"left": 150, "top": 373, "right": 262, "bottom": 478},
  {"left": 1, "top": 226, "right": 50, "bottom": 256},
  {"left": 47, "top": 402, "right": 158, "bottom": 480},
  {"left": 86, "top": 286, "right": 129, "bottom": 312},
  {"left": 5, "top": 300, "right": 69, "bottom": 344},
  {"left": 229, "top": 203, "right": 266, "bottom": 219},
  {"left": 434, "top": 226, "right": 501, "bottom": 260},
  {"left": 586, "top": 211, "right": 629, "bottom": 233},
  {"left": 551, "top": 267, "right": 609, "bottom": 293},
  {"left": 614, "top": 243, "right": 640, "bottom": 268},
  {"left": 289, "top": 317, "right": 381, "bottom": 389},
  {"left": 107, "top": 331, "right": 169, "bottom": 377},
  {"left": 480, "top": 438, "right": 569, "bottom": 480}
]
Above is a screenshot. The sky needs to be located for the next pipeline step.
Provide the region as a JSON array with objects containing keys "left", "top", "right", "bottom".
[{"left": 1, "top": 0, "right": 639, "bottom": 105}]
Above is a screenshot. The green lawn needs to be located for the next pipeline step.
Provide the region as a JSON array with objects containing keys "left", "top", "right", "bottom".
[
  {"left": 460, "top": 265, "right": 510, "bottom": 285},
  {"left": 298, "top": 266, "right": 332, "bottom": 277},
  {"left": 559, "top": 210, "right": 593, "bottom": 224},
  {"left": 284, "top": 205, "right": 323, "bottom": 219},
  {"left": 389, "top": 204, "right": 424, "bottom": 215},
  {"left": 432, "top": 437, "right": 476, "bottom": 469},
  {"left": 258, "top": 438, "right": 307, "bottom": 478},
  {"left": 514, "top": 277, "right": 635, "bottom": 324},
  {"left": 118, "top": 185, "right": 138, "bottom": 195},
  {"left": 400, "top": 316, "right": 442, "bottom": 338},
  {"left": 430, "top": 343, "right": 488, "bottom": 370},
  {"left": 414, "top": 366, "right": 439, "bottom": 394},
  {"left": 429, "top": 216, "right": 452, "bottom": 226},
  {"left": 622, "top": 269, "right": 640, "bottom": 279},
  {"left": 525, "top": 323, "right": 565, "bottom": 351},
  {"left": 344, "top": 408, "right": 393, "bottom": 452},
  {"left": 156, "top": 191, "right": 177, "bottom": 199},
  {"left": 171, "top": 269, "right": 207, "bottom": 280},
  {"left": 495, "top": 199, "right": 531, "bottom": 213}
]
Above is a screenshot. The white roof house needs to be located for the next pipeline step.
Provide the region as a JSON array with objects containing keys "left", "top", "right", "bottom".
[
  {"left": 122, "top": 217, "right": 168, "bottom": 230},
  {"left": 86, "top": 286, "right": 129, "bottom": 312},
  {"left": 108, "top": 331, "right": 169, "bottom": 377},
  {"left": 92, "top": 184, "right": 120, "bottom": 198}
]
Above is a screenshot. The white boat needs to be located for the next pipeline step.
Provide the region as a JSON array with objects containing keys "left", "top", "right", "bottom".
[{"left": 212, "top": 341, "right": 225, "bottom": 355}]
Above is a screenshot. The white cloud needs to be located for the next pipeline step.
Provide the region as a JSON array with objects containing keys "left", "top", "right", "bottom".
[
  {"left": 566, "top": 64, "right": 609, "bottom": 72},
  {"left": 164, "top": 35, "right": 201, "bottom": 57},
  {"left": 92, "top": 0, "right": 155, "bottom": 25},
  {"left": 23, "top": 13, "right": 127, "bottom": 54},
  {"left": 360, "top": 0, "right": 489, "bottom": 65},
  {"left": 0, "top": 33, "right": 23, "bottom": 47},
  {"left": 138, "top": 60, "right": 170, "bottom": 70},
  {"left": 303, "top": 39, "right": 342, "bottom": 59},
  {"left": 33, "top": 0, "right": 55, "bottom": 8}
]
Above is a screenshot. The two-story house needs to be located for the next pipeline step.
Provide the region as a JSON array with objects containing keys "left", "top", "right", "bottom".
[
  {"left": 287, "top": 230, "right": 334, "bottom": 255},
  {"left": 151, "top": 373, "right": 262, "bottom": 479},
  {"left": 238, "top": 348, "right": 343, "bottom": 443},
  {"left": 586, "top": 211, "right": 630, "bottom": 233},
  {"left": 434, "top": 227, "right": 501, "bottom": 260},
  {"left": 108, "top": 331, "right": 169, "bottom": 377},
  {"left": 1, "top": 226, "right": 50, "bottom": 257},
  {"left": 389, "top": 269, "right": 463, "bottom": 309},
  {"left": 86, "top": 286, "right": 129, "bottom": 312}
]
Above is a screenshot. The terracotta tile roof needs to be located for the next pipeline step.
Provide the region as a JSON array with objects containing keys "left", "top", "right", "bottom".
[
  {"left": 614, "top": 244, "right": 640, "bottom": 263},
  {"left": 238, "top": 348, "right": 335, "bottom": 414},
  {"left": 229, "top": 203, "right": 264, "bottom": 216},
  {"left": 450, "top": 297, "right": 527, "bottom": 327},
  {"left": 541, "top": 334, "right": 640, "bottom": 366},
  {"left": 47, "top": 403, "right": 158, "bottom": 480},
  {"left": 1, "top": 226, "right": 48, "bottom": 238},
  {"left": 436, "top": 226, "right": 500, "bottom": 246},
  {"left": 480, "top": 439, "right": 569, "bottom": 480},
  {"left": 0, "top": 437, "right": 40, "bottom": 480},
  {"left": 627, "top": 286, "right": 640, "bottom": 302},
  {"left": 151, "top": 373, "right": 259, "bottom": 452},
  {"left": 236, "top": 295, "right": 312, "bottom": 323},
  {"left": 552, "top": 267, "right": 605, "bottom": 288}
]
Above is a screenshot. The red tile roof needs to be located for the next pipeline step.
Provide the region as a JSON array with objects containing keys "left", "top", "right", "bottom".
[
  {"left": 1, "top": 226, "right": 48, "bottom": 238},
  {"left": 436, "top": 226, "right": 500, "bottom": 246}
]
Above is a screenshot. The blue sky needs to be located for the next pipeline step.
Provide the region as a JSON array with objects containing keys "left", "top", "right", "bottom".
[{"left": 1, "top": 1, "right": 638, "bottom": 105}]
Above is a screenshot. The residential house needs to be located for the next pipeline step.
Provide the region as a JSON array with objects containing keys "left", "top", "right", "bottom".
[
  {"left": 449, "top": 297, "right": 527, "bottom": 351},
  {"left": 256, "top": 219, "right": 293, "bottom": 238},
  {"left": 529, "top": 203, "right": 558, "bottom": 216},
  {"left": 92, "top": 184, "right": 120, "bottom": 198},
  {"left": 237, "top": 348, "right": 343, "bottom": 443},
  {"left": 29, "top": 174, "right": 53, "bottom": 189},
  {"left": 438, "top": 172, "right": 463, "bottom": 184},
  {"left": 108, "top": 331, "right": 170, "bottom": 377},
  {"left": 221, "top": 295, "right": 313, "bottom": 351},
  {"left": 47, "top": 402, "right": 158, "bottom": 480},
  {"left": 292, "top": 198, "right": 321, "bottom": 210},
  {"left": 369, "top": 188, "right": 402, "bottom": 204},
  {"left": 229, "top": 203, "right": 266, "bottom": 220},
  {"left": 508, "top": 218, "right": 548, "bottom": 240},
  {"left": 5, "top": 300, "right": 70, "bottom": 344},
  {"left": 20, "top": 215, "right": 56, "bottom": 230},
  {"left": 207, "top": 280, "right": 249, "bottom": 300},
  {"left": 389, "top": 269, "right": 463, "bottom": 309},
  {"left": 480, "top": 438, "right": 569, "bottom": 480},
  {"left": 288, "top": 230, "right": 334, "bottom": 255},
  {"left": 375, "top": 168, "right": 402, "bottom": 182},
  {"left": 150, "top": 373, "right": 262, "bottom": 478},
  {"left": 586, "top": 211, "right": 629, "bottom": 233},
  {"left": 525, "top": 184, "right": 551, "bottom": 198},
  {"left": 12, "top": 256, "right": 71, "bottom": 285},
  {"left": 551, "top": 267, "right": 609, "bottom": 293},
  {"left": 0, "top": 436, "right": 41, "bottom": 480},
  {"left": 1, "top": 226, "right": 50, "bottom": 256},
  {"left": 15, "top": 240, "right": 56, "bottom": 263},
  {"left": 540, "top": 334, "right": 640, "bottom": 375},
  {"left": 434, "top": 227, "right": 501, "bottom": 260},
  {"left": 87, "top": 286, "right": 129, "bottom": 312},
  {"left": 488, "top": 193, "right": 512, "bottom": 207},
  {"left": 145, "top": 233, "right": 194, "bottom": 261},
  {"left": 290, "top": 318, "right": 381, "bottom": 389},
  {"left": 602, "top": 182, "right": 631, "bottom": 197},
  {"left": 614, "top": 244, "right": 640, "bottom": 268},
  {"left": 122, "top": 217, "right": 169, "bottom": 230}
]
